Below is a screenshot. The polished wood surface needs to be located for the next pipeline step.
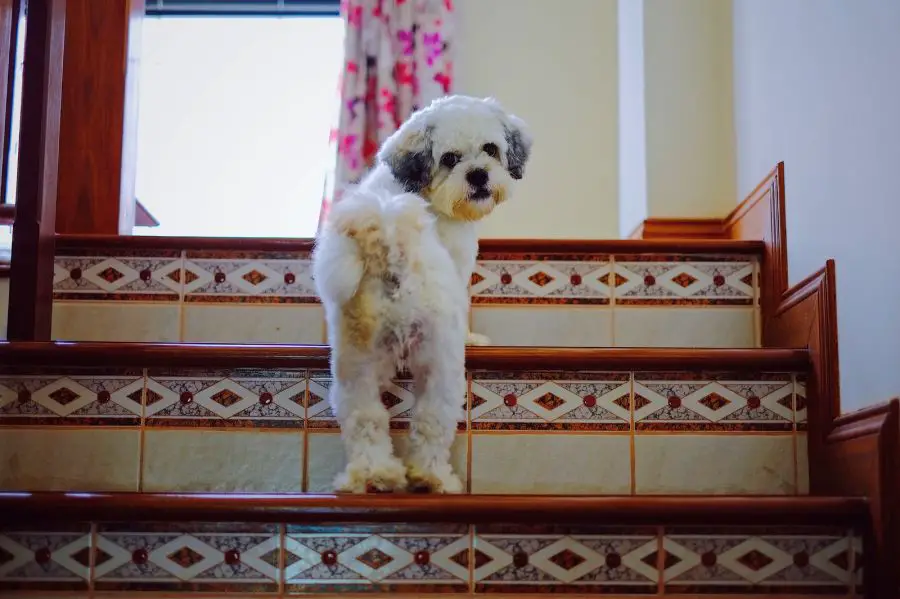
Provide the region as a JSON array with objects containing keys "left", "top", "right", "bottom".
[
  {"left": 0, "top": 341, "right": 810, "bottom": 371},
  {"left": 0, "top": 492, "right": 869, "bottom": 526},
  {"left": 55, "top": 0, "right": 143, "bottom": 234},
  {"left": 7, "top": 0, "right": 66, "bottom": 340},
  {"left": 629, "top": 218, "right": 729, "bottom": 240},
  {"left": 0, "top": 201, "right": 13, "bottom": 223},
  {"left": 54, "top": 233, "right": 766, "bottom": 255},
  {"left": 0, "top": 0, "right": 20, "bottom": 205}
]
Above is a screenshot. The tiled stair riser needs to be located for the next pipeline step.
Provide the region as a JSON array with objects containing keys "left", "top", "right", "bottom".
[
  {"left": 0, "top": 367, "right": 807, "bottom": 495},
  {"left": 0, "top": 523, "right": 863, "bottom": 595},
  {"left": 47, "top": 249, "right": 760, "bottom": 347}
]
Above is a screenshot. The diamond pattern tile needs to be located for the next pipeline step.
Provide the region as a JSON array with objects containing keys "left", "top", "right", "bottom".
[
  {"left": 471, "top": 259, "right": 612, "bottom": 305},
  {"left": 613, "top": 259, "right": 755, "bottom": 305},
  {"left": 53, "top": 254, "right": 182, "bottom": 300},
  {"left": 0, "top": 530, "right": 92, "bottom": 590},
  {"left": 182, "top": 253, "right": 318, "bottom": 303}
]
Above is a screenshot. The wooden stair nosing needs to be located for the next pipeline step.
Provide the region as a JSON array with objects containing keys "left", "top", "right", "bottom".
[
  {"left": 0, "top": 341, "right": 810, "bottom": 371},
  {"left": 0, "top": 492, "right": 869, "bottom": 527}
]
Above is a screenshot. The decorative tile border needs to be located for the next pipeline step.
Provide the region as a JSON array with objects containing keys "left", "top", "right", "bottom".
[
  {"left": 661, "top": 530, "right": 859, "bottom": 594},
  {"left": 307, "top": 371, "right": 467, "bottom": 431},
  {"left": 53, "top": 250, "right": 182, "bottom": 302},
  {"left": 145, "top": 369, "right": 307, "bottom": 428},
  {"left": 470, "top": 371, "right": 631, "bottom": 431},
  {"left": 50, "top": 248, "right": 759, "bottom": 306},
  {"left": 795, "top": 377, "right": 808, "bottom": 431},
  {"left": 183, "top": 251, "right": 318, "bottom": 304},
  {"left": 634, "top": 372, "right": 796, "bottom": 432},
  {"left": 93, "top": 522, "right": 280, "bottom": 593},
  {"left": 0, "top": 526, "right": 92, "bottom": 591},
  {"left": 284, "top": 524, "right": 470, "bottom": 593},
  {"left": 612, "top": 255, "right": 755, "bottom": 306},
  {"left": 0, "top": 524, "right": 859, "bottom": 594},
  {"left": 0, "top": 372, "right": 145, "bottom": 426}
]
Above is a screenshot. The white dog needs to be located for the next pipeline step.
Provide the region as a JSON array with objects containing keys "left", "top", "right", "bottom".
[{"left": 312, "top": 95, "right": 532, "bottom": 494}]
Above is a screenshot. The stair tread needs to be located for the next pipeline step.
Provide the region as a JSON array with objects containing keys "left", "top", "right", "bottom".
[
  {"left": 0, "top": 492, "right": 867, "bottom": 525},
  {"left": 0, "top": 341, "right": 809, "bottom": 370}
]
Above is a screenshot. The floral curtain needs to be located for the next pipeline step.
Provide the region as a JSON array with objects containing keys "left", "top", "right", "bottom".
[{"left": 318, "top": 0, "right": 454, "bottom": 229}]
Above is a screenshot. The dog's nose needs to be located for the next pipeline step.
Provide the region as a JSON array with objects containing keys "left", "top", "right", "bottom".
[{"left": 466, "top": 168, "right": 489, "bottom": 187}]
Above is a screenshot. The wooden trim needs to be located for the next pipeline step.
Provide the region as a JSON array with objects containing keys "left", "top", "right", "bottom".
[
  {"left": 628, "top": 218, "right": 729, "bottom": 240},
  {"left": 0, "top": 200, "right": 12, "bottom": 224},
  {"left": 0, "top": 341, "right": 810, "bottom": 371},
  {"left": 7, "top": 0, "right": 66, "bottom": 341},
  {"left": 0, "top": 493, "right": 869, "bottom": 526},
  {"left": 0, "top": 0, "right": 20, "bottom": 205},
  {"left": 53, "top": 233, "right": 766, "bottom": 255}
]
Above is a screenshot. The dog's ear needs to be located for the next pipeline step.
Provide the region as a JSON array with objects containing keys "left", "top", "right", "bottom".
[
  {"left": 379, "top": 126, "right": 435, "bottom": 193},
  {"left": 503, "top": 114, "right": 533, "bottom": 181}
]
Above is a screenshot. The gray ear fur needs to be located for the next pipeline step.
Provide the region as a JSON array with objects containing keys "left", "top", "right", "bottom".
[
  {"left": 379, "top": 127, "right": 434, "bottom": 193},
  {"left": 504, "top": 115, "right": 532, "bottom": 180}
]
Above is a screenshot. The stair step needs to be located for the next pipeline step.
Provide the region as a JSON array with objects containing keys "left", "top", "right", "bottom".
[{"left": 0, "top": 492, "right": 869, "bottom": 595}]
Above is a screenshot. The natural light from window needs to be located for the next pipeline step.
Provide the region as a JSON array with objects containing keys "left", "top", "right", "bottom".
[{"left": 135, "top": 16, "right": 344, "bottom": 238}]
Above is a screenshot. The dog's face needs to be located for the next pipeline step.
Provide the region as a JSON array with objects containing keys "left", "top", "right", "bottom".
[{"left": 378, "top": 95, "right": 532, "bottom": 222}]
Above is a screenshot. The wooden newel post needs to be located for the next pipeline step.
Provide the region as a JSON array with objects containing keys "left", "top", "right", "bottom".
[{"left": 7, "top": 0, "right": 67, "bottom": 341}]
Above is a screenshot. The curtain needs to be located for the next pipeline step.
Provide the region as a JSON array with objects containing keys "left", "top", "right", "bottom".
[{"left": 317, "top": 0, "right": 454, "bottom": 229}]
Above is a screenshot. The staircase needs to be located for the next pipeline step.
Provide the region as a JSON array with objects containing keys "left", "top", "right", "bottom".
[{"left": 2, "top": 167, "right": 898, "bottom": 598}]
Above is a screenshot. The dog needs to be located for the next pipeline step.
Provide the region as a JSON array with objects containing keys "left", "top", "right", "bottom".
[{"left": 312, "top": 95, "right": 532, "bottom": 493}]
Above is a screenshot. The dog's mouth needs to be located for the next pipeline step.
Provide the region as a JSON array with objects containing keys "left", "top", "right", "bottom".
[{"left": 470, "top": 188, "right": 491, "bottom": 201}]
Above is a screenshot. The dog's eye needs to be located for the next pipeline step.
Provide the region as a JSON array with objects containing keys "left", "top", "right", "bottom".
[
  {"left": 440, "top": 152, "right": 461, "bottom": 169},
  {"left": 482, "top": 143, "right": 500, "bottom": 159}
]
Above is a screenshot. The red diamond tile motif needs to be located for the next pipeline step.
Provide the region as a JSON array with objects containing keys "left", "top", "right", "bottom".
[
  {"left": 284, "top": 552, "right": 303, "bottom": 568},
  {"left": 470, "top": 272, "right": 485, "bottom": 286},
  {"left": 449, "top": 549, "right": 469, "bottom": 568},
  {"left": 633, "top": 395, "right": 651, "bottom": 410},
  {"left": 259, "top": 549, "right": 280, "bottom": 567},
  {"left": 737, "top": 549, "right": 774, "bottom": 571},
  {"left": 168, "top": 546, "right": 206, "bottom": 568},
  {"left": 166, "top": 270, "right": 182, "bottom": 283},
  {"left": 126, "top": 389, "right": 143, "bottom": 404},
  {"left": 741, "top": 273, "right": 753, "bottom": 286},
  {"left": 211, "top": 389, "right": 243, "bottom": 408},
  {"left": 98, "top": 267, "right": 126, "bottom": 283},
  {"left": 145, "top": 389, "right": 164, "bottom": 406},
  {"left": 242, "top": 270, "right": 268, "bottom": 286},
  {"left": 829, "top": 550, "right": 850, "bottom": 571},
  {"left": 71, "top": 547, "right": 93, "bottom": 568},
  {"left": 643, "top": 550, "right": 680, "bottom": 569},
  {"left": 49, "top": 387, "right": 81, "bottom": 406},
  {"left": 306, "top": 394, "right": 324, "bottom": 408},
  {"left": 548, "top": 549, "right": 586, "bottom": 570},
  {"left": 671, "top": 272, "right": 698, "bottom": 288},
  {"left": 0, "top": 545, "right": 14, "bottom": 566},
  {"left": 471, "top": 395, "right": 488, "bottom": 409},
  {"left": 796, "top": 394, "right": 807, "bottom": 411},
  {"left": 613, "top": 396, "right": 631, "bottom": 410},
  {"left": 472, "top": 549, "right": 493, "bottom": 569},
  {"left": 356, "top": 548, "right": 394, "bottom": 569},
  {"left": 182, "top": 269, "right": 200, "bottom": 285},
  {"left": 528, "top": 271, "right": 555, "bottom": 287},
  {"left": 534, "top": 392, "right": 566, "bottom": 411},
  {"left": 380, "top": 392, "right": 403, "bottom": 410},
  {"left": 93, "top": 548, "right": 113, "bottom": 568},
  {"left": 599, "top": 272, "right": 627, "bottom": 287},
  {"left": 699, "top": 392, "right": 731, "bottom": 411},
  {"left": 777, "top": 396, "right": 794, "bottom": 410}
]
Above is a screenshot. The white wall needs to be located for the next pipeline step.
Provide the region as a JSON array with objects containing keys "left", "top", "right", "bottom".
[
  {"left": 733, "top": 0, "right": 900, "bottom": 411},
  {"left": 455, "top": 0, "right": 620, "bottom": 239}
]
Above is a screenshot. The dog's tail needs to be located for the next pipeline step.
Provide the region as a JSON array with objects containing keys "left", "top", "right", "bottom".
[{"left": 312, "top": 189, "right": 431, "bottom": 307}]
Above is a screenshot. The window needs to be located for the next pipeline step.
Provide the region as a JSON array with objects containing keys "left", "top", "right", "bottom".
[{"left": 136, "top": 1, "right": 344, "bottom": 238}]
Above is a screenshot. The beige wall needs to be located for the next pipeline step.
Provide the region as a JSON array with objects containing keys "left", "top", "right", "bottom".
[
  {"left": 455, "top": 0, "right": 620, "bottom": 239},
  {"left": 733, "top": 0, "right": 900, "bottom": 411}
]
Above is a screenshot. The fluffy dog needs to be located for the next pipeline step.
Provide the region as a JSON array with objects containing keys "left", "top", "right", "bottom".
[{"left": 312, "top": 95, "right": 532, "bottom": 494}]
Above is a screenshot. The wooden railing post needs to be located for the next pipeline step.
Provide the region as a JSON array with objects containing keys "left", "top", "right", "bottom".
[
  {"left": 0, "top": 0, "right": 21, "bottom": 205},
  {"left": 7, "top": 0, "right": 66, "bottom": 341}
]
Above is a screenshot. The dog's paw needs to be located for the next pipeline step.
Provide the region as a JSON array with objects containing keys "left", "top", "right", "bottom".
[
  {"left": 334, "top": 458, "right": 408, "bottom": 494},
  {"left": 406, "top": 464, "right": 464, "bottom": 494},
  {"left": 465, "top": 331, "right": 491, "bottom": 346}
]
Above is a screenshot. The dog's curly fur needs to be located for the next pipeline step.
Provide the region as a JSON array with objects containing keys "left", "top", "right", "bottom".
[{"left": 312, "top": 95, "right": 532, "bottom": 494}]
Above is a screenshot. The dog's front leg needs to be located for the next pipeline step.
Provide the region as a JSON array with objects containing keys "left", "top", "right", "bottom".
[{"left": 330, "top": 352, "right": 407, "bottom": 493}]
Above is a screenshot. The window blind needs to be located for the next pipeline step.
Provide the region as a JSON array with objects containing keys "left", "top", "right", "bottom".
[{"left": 145, "top": 1, "right": 341, "bottom": 17}]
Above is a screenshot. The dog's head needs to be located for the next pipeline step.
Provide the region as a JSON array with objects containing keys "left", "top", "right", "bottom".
[{"left": 378, "top": 95, "right": 533, "bottom": 222}]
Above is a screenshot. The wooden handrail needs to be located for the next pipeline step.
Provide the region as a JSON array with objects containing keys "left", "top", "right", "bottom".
[
  {"left": 0, "top": 492, "right": 869, "bottom": 526},
  {"left": 0, "top": 341, "right": 811, "bottom": 371}
]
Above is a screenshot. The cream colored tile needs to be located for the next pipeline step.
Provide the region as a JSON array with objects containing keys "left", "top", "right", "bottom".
[
  {"left": 634, "top": 434, "right": 796, "bottom": 495},
  {"left": 613, "top": 307, "right": 756, "bottom": 347},
  {"left": 306, "top": 432, "right": 468, "bottom": 493},
  {"left": 183, "top": 304, "right": 324, "bottom": 344},
  {"left": 471, "top": 306, "right": 612, "bottom": 346},
  {"left": 471, "top": 433, "right": 631, "bottom": 494},
  {"left": 143, "top": 429, "right": 303, "bottom": 492},
  {"left": 0, "top": 277, "right": 7, "bottom": 339},
  {"left": 796, "top": 431, "right": 809, "bottom": 494},
  {"left": 0, "top": 428, "right": 139, "bottom": 491},
  {"left": 52, "top": 301, "right": 181, "bottom": 342}
]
